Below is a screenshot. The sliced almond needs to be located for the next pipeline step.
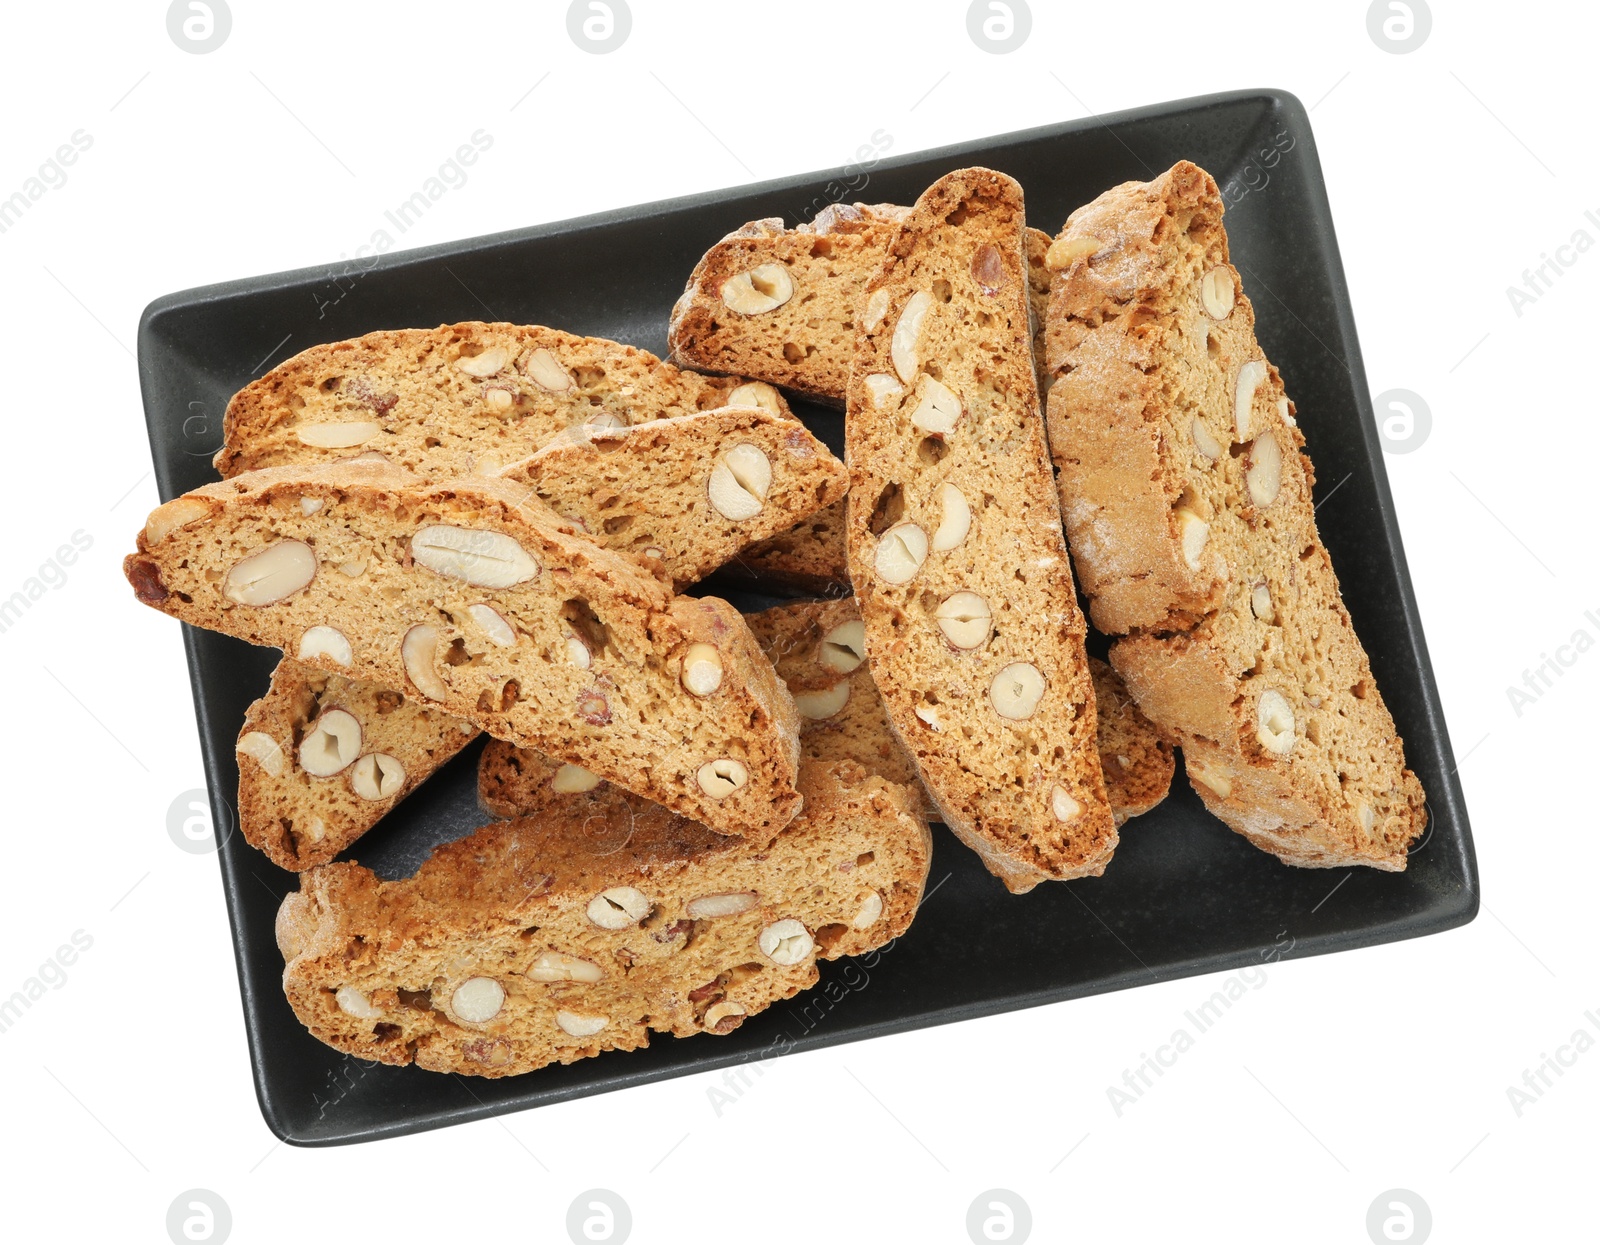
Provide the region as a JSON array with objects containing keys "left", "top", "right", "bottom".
[
  {"left": 873, "top": 522, "right": 928, "bottom": 585},
  {"left": 819, "top": 620, "right": 866, "bottom": 674},
  {"left": 910, "top": 376, "right": 964, "bottom": 435},
  {"left": 862, "top": 287, "right": 891, "bottom": 333},
  {"left": 350, "top": 752, "right": 405, "bottom": 800},
  {"left": 466, "top": 603, "right": 516, "bottom": 647},
  {"left": 1201, "top": 266, "right": 1235, "bottom": 319},
  {"left": 551, "top": 763, "right": 601, "bottom": 794},
  {"left": 401, "top": 624, "right": 449, "bottom": 701},
  {"left": 707, "top": 443, "right": 772, "bottom": 520},
  {"left": 299, "top": 709, "right": 362, "bottom": 778},
  {"left": 528, "top": 951, "right": 604, "bottom": 983},
  {"left": 989, "top": 662, "right": 1046, "bottom": 721},
  {"left": 793, "top": 680, "right": 850, "bottom": 720},
  {"left": 934, "top": 591, "right": 991, "bottom": 650},
  {"left": 521, "top": 347, "right": 572, "bottom": 392},
  {"left": 1246, "top": 433, "right": 1282, "bottom": 507},
  {"left": 890, "top": 290, "right": 934, "bottom": 383},
  {"left": 298, "top": 625, "right": 352, "bottom": 666},
  {"left": 721, "top": 264, "right": 794, "bottom": 314},
  {"left": 1235, "top": 359, "right": 1268, "bottom": 439},
  {"left": 930, "top": 482, "right": 972, "bottom": 552},
  {"left": 411, "top": 525, "right": 539, "bottom": 588},
  {"left": 1176, "top": 508, "right": 1209, "bottom": 569},
  {"left": 727, "top": 381, "right": 781, "bottom": 413},
  {"left": 681, "top": 643, "right": 725, "bottom": 696},
  {"left": 1192, "top": 418, "right": 1224, "bottom": 460},
  {"left": 295, "top": 421, "right": 381, "bottom": 449},
  {"left": 455, "top": 345, "right": 510, "bottom": 377},
  {"left": 1256, "top": 689, "right": 1296, "bottom": 756},
  {"left": 237, "top": 731, "right": 285, "bottom": 777},
  {"left": 686, "top": 891, "right": 759, "bottom": 919},
  {"left": 696, "top": 758, "right": 749, "bottom": 800},
  {"left": 555, "top": 1010, "right": 608, "bottom": 1038},
  {"left": 863, "top": 373, "right": 904, "bottom": 410},
  {"left": 223, "top": 540, "right": 317, "bottom": 606},
  {"left": 1046, "top": 235, "right": 1101, "bottom": 270}
]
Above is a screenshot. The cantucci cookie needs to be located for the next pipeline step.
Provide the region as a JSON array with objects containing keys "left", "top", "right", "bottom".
[
  {"left": 126, "top": 461, "right": 802, "bottom": 839},
  {"left": 276, "top": 757, "right": 932, "bottom": 1076},
  {"left": 215, "top": 322, "right": 790, "bottom": 479},
  {"left": 1088, "top": 657, "right": 1173, "bottom": 826},
  {"left": 669, "top": 204, "right": 1053, "bottom": 405},
  {"left": 237, "top": 659, "right": 479, "bottom": 870},
  {"left": 499, "top": 406, "right": 848, "bottom": 589},
  {"left": 731, "top": 499, "right": 851, "bottom": 593},
  {"left": 1042, "top": 161, "right": 1425, "bottom": 869},
  {"left": 844, "top": 167, "right": 1116, "bottom": 894}
]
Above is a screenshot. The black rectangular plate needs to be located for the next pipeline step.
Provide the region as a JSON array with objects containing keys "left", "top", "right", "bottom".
[{"left": 137, "top": 89, "right": 1477, "bottom": 1146}]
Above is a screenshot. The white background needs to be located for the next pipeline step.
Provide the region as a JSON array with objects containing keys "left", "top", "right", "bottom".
[{"left": 0, "top": 1, "right": 1591, "bottom": 1241}]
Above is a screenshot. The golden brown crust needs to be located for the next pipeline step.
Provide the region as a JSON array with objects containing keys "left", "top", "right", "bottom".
[
  {"left": 1044, "top": 161, "right": 1425, "bottom": 869},
  {"left": 1088, "top": 657, "right": 1174, "bottom": 826},
  {"left": 843, "top": 167, "right": 1116, "bottom": 893},
  {"left": 278, "top": 757, "right": 932, "bottom": 1076},
  {"left": 126, "top": 460, "right": 801, "bottom": 839},
  {"left": 216, "top": 323, "right": 790, "bottom": 478}
]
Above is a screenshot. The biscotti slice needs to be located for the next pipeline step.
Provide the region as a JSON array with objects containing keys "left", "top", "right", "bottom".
[
  {"left": 499, "top": 406, "right": 847, "bottom": 589},
  {"left": 215, "top": 322, "right": 790, "bottom": 478},
  {"left": 670, "top": 205, "right": 1054, "bottom": 406},
  {"left": 1088, "top": 658, "right": 1174, "bottom": 826},
  {"left": 126, "top": 460, "right": 801, "bottom": 839},
  {"left": 844, "top": 167, "right": 1116, "bottom": 894},
  {"left": 1042, "top": 160, "right": 1425, "bottom": 869},
  {"left": 236, "top": 660, "right": 479, "bottom": 870},
  {"left": 276, "top": 757, "right": 932, "bottom": 1076},
  {"left": 730, "top": 499, "right": 851, "bottom": 593}
]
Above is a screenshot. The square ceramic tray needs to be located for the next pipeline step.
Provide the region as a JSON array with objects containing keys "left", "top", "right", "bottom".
[{"left": 136, "top": 88, "right": 1477, "bottom": 1145}]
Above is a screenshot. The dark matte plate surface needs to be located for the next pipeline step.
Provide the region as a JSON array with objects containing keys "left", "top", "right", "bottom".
[{"left": 135, "top": 89, "right": 1477, "bottom": 1146}]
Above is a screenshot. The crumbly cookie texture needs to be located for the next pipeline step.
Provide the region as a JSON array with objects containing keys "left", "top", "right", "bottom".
[
  {"left": 843, "top": 167, "right": 1116, "bottom": 894},
  {"left": 711, "top": 221, "right": 1051, "bottom": 592},
  {"left": 1088, "top": 658, "right": 1174, "bottom": 826},
  {"left": 126, "top": 460, "right": 801, "bottom": 840},
  {"left": 237, "top": 659, "right": 479, "bottom": 870},
  {"left": 499, "top": 406, "right": 847, "bottom": 589},
  {"left": 277, "top": 757, "right": 932, "bottom": 1077},
  {"left": 215, "top": 322, "right": 790, "bottom": 479},
  {"left": 1043, "top": 160, "right": 1425, "bottom": 869}
]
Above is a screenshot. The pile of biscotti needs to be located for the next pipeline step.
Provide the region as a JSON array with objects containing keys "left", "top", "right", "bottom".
[{"left": 125, "top": 160, "right": 1426, "bottom": 1079}]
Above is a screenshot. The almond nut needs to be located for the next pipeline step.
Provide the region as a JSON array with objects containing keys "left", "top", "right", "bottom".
[
  {"left": 1051, "top": 784, "right": 1081, "bottom": 822},
  {"left": 686, "top": 891, "right": 758, "bottom": 919},
  {"left": 295, "top": 421, "right": 381, "bottom": 448},
  {"left": 676, "top": 643, "right": 724, "bottom": 698},
  {"left": 1359, "top": 802, "right": 1377, "bottom": 834},
  {"left": 555, "top": 1010, "right": 608, "bottom": 1037},
  {"left": 971, "top": 243, "right": 1006, "bottom": 293},
  {"left": 873, "top": 522, "right": 928, "bottom": 585},
  {"left": 696, "top": 758, "right": 749, "bottom": 799},
  {"left": 551, "top": 763, "right": 601, "bottom": 794},
  {"left": 910, "top": 376, "right": 964, "bottom": 435},
  {"left": 891, "top": 290, "right": 934, "bottom": 383},
  {"left": 350, "top": 752, "right": 405, "bottom": 800},
  {"left": 1191, "top": 418, "right": 1223, "bottom": 460},
  {"left": 521, "top": 347, "right": 572, "bottom": 392},
  {"left": 336, "top": 986, "right": 381, "bottom": 1019},
  {"left": 851, "top": 891, "right": 884, "bottom": 930},
  {"left": 1176, "top": 508, "right": 1209, "bottom": 569},
  {"left": 528, "top": 951, "right": 604, "bottom": 983},
  {"left": 299, "top": 708, "right": 362, "bottom": 778},
  {"left": 237, "top": 731, "right": 285, "bottom": 777},
  {"left": 758, "top": 918, "right": 814, "bottom": 966},
  {"left": 727, "top": 381, "right": 781, "bottom": 413},
  {"left": 451, "top": 976, "right": 505, "bottom": 1023},
  {"left": 862, "top": 287, "right": 891, "bottom": 333},
  {"left": 298, "top": 497, "right": 324, "bottom": 515},
  {"left": 721, "top": 264, "right": 794, "bottom": 314},
  {"left": 707, "top": 442, "right": 773, "bottom": 521},
  {"left": 989, "top": 662, "right": 1046, "bottom": 721},
  {"left": 587, "top": 886, "right": 650, "bottom": 929},
  {"left": 1235, "top": 359, "right": 1268, "bottom": 439},
  {"left": 455, "top": 345, "right": 510, "bottom": 378},
  {"left": 934, "top": 591, "right": 991, "bottom": 650},
  {"left": 1046, "top": 235, "right": 1101, "bottom": 270},
  {"left": 1246, "top": 433, "right": 1282, "bottom": 507},
  {"left": 914, "top": 704, "right": 942, "bottom": 731},
  {"left": 930, "top": 482, "right": 972, "bottom": 552},
  {"left": 819, "top": 620, "right": 867, "bottom": 673},
  {"left": 1189, "top": 762, "right": 1233, "bottom": 799},
  {"left": 793, "top": 680, "right": 850, "bottom": 720},
  {"left": 1256, "top": 689, "right": 1296, "bottom": 756},
  {"left": 863, "top": 372, "right": 904, "bottom": 409},
  {"left": 1251, "top": 582, "right": 1274, "bottom": 622},
  {"left": 466, "top": 603, "right": 516, "bottom": 647},
  {"left": 224, "top": 540, "right": 317, "bottom": 606},
  {"left": 144, "top": 496, "right": 211, "bottom": 545},
  {"left": 1201, "top": 266, "right": 1235, "bottom": 319},
  {"left": 412, "top": 525, "right": 540, "bottom": 588},
  {"left": 402, "top": 623, "right": 449, "bottom": 701},
  {"left": 298, "top": 625, "right": 352, "bottom": 666},
  {"left": 564, "top": 628, "right": 592, "bottom": 670}
]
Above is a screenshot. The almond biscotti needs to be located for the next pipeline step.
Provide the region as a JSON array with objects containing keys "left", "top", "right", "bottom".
[
  {"left": 1089, "top": 658, "right": 1174, "bottom": 826},
  {"left": 669, "top": 205, "right": 1053, "bottom": 406},
  {"left": 214, "top": 322, "right": 789, "bottom": 479},
  {"left": 276, "top": 756, "right": 932, "bottom": 1076},
  {"left": 500, "top": 406, "right": 847, "bottom": 589},
  {"left": 236, "top": 660, "right": 479, "bottom": 870},
  {"left": 844, "top": 168, "right": 1116, "bottom": 894},
  {"left": 1043, "top": 161, "right": 1425, "bottom": 869},
  {"left": 732, "top": 499, "right": 850, "bottom": 593},
  {"left": 126, "top": 460, "right": 801, "bottom": 839}
]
